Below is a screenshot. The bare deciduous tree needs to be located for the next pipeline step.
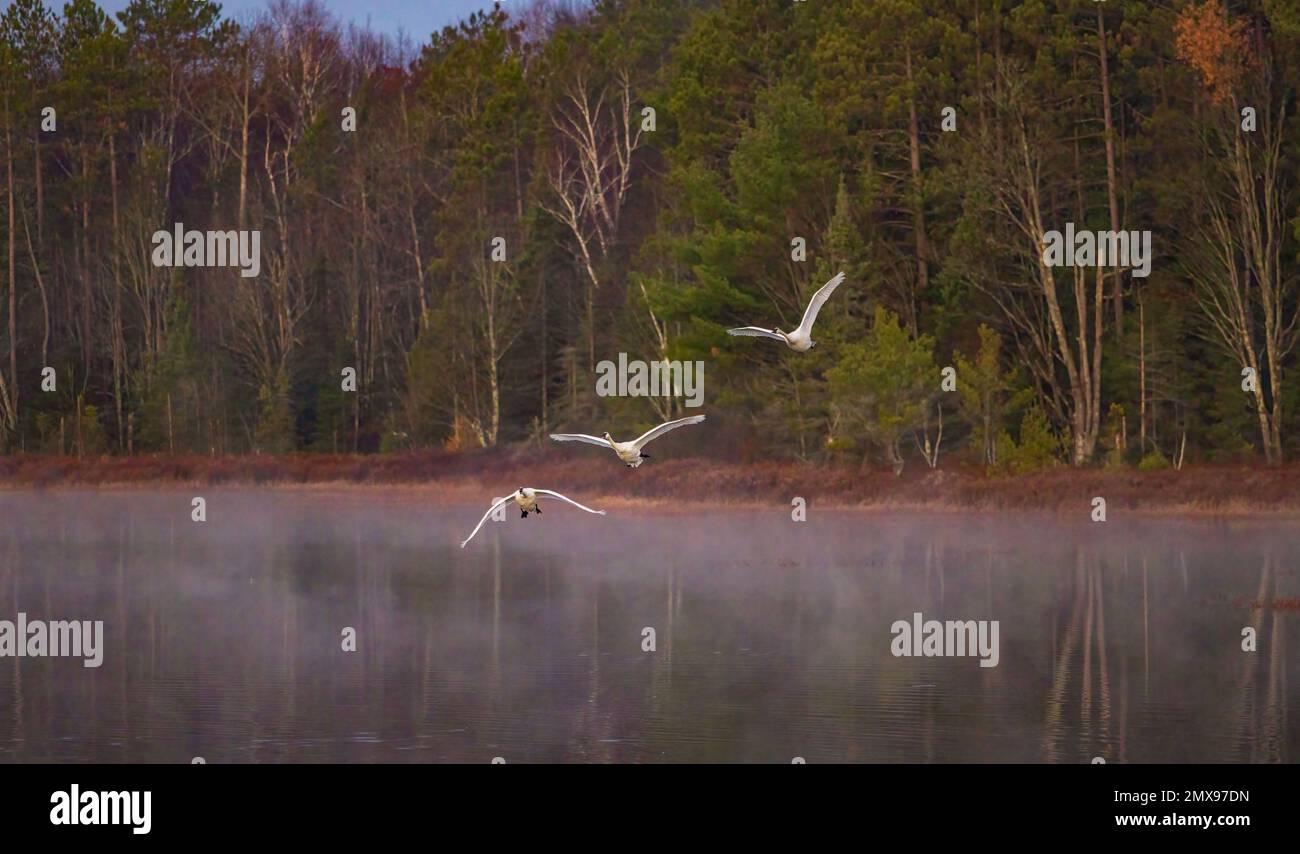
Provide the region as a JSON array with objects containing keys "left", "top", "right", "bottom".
[{"left": 540, "top": 67, "right": 643, "bottom": 376}]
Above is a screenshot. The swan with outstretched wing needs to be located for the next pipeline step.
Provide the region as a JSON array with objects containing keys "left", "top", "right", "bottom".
[
  {"left": 459, "top": 487, "right": 607, "bottom": 548},
  {"left": 550, "top": 414, "right": 705, "bottom": 467},
  {"left": 727, "top": 271, "right": 847, "bottom": 352}
]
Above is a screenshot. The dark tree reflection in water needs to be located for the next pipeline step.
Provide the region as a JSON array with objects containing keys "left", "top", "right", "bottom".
[{"left": 0, "top": 490, "right": 1294, "bottom": 763}]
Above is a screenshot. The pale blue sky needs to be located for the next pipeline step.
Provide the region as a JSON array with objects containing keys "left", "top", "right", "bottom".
[{"left": 95, "top": 0, "right": 518, "bottom": 39}]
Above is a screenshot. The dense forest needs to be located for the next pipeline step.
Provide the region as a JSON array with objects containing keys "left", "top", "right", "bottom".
[{"left": 0, "top": 0, "right": 1298, "bottom": 474}]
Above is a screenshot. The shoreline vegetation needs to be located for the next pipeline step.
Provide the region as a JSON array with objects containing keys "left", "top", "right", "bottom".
[
  {"left": 3, "top": 1, "right": 1300, "bottom": 488},
  {"left": 4, "top": 452, "right": 1300, "bottom": 517}
]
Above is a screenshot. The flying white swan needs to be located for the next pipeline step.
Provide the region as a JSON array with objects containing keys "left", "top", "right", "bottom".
[
  {"left": 727, "top": 271, "right": 846, "bottom": 352},
  {"left": 459, "top": 487, "right": 606, "bottom": 548},
  {"left": 550, "top": 414, "right": 706, "bottom": 468}
]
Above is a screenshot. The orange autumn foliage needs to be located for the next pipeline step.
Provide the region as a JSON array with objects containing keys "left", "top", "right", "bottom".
[{"left": 1174, "top": 0, "right": 1254, "bottom": 104}]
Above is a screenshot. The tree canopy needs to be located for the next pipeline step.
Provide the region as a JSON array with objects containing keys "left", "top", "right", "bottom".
[{"left": 1, "top": 0, "right": 1298, "bottom": 472}]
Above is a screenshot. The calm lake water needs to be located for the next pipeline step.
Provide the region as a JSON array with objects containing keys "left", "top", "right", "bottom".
[{"left": 0, "top": 488, "right": 1294, "bottom": 763}]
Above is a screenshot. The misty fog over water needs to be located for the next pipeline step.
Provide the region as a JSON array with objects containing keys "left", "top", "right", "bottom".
[{"left": 0, "top": 489, "right": 1294, "bottom": 762}]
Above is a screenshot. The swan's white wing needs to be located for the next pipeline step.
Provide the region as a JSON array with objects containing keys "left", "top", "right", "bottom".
[
  {"left": 727, "top": 326, "right": 784, "bottom": 341},
  {"left": 531, "top": 489, "right": 607, "bottom": 516},
  {"left": 460, "top": 496, "right": 512, "bottom": 548},
  {"left": 632, "top": 414, "right": 706, "bottom": 449},
  {"left": 549, "top": 433, "right": 609, "bottom": 447},
  {"left": 795, "top": 271, "right": 846, "bottom": 336}
]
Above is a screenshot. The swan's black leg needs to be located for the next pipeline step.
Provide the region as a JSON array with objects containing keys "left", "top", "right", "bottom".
[
  {"left": 520, "top": 510, "right": 528, "bottom": 519},
  {"left": 535, "top": 504, "right": 541, "bottom": 514}
]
